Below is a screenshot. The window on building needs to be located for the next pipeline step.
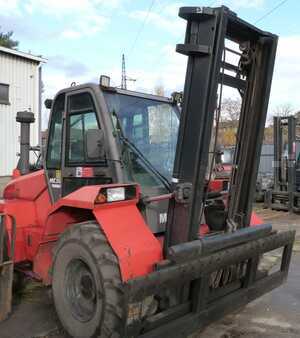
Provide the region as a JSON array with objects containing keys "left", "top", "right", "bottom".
[{"left": 0, "top": 83, "right": 9, "bottom": 105}]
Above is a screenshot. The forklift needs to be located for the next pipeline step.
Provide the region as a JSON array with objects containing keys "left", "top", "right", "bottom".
[
  {"left": 266, "top": 115, "right": 300, "bottom": 212},
  {"left": 0, "top": 6, "right": 295, "bottom": 338}
]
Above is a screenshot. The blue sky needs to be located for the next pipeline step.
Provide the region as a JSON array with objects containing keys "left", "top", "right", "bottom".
[{"left": 1, "top": 0, "right": 300, "bottom": 126}]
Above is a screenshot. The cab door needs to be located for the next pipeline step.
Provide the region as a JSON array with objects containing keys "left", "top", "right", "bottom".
[
  {"left": 61, "top": 90, "right": 112, "bottom": 197},
  {"left": 45, "top": 88, "right": 115, "bottom": 203},
  {"left": 45, "top": 93, "right": 65, "bottom": 202}
]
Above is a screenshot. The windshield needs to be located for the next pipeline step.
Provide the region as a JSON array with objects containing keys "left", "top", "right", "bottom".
[
  {"left": 103, "top": 92, "right": 180, "bottom": 182},
  {"left": 221, "top": 148, "right": 234, "bottom": 164}
]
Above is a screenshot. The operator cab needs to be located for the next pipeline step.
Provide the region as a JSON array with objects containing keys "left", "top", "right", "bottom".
[{"left": 45, "top": 81, "right": 180, "bottom": 233}]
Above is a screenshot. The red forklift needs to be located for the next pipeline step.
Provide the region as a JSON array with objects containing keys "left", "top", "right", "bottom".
[{"left": 0, "top": 6, "right": 295, "bottom": 338}]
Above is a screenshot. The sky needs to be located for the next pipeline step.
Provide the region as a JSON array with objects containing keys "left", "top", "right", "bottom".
[{"left": 0, "top": 0, "right": 300, "bottom": 127}]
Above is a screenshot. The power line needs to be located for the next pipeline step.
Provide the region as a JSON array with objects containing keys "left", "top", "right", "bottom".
[
  {"left": 128, "top": 0, "right": 156, "bottom": 56},
  {"left": 255, "top": 0, "right": 289, "bottom": 24}
]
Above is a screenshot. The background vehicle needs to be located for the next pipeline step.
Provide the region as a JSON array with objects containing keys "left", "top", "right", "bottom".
[
  {"left": 256, "top": 144, "right": 274, "bottom": 203},
  {"left": 266, "top": 116, "right": 300, "bottom": 211},
  {"left": 0, "top": 6, "right": 295, "bottom": 338},
  {"left": 209, "top": 146, "right": 234, "bottom": 193}
]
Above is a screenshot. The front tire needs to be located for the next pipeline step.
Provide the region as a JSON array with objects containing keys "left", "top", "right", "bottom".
[{"left": 52, "top": 221, "right": 125, "bottom": 338}]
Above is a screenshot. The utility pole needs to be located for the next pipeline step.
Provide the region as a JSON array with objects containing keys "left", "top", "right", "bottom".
[
  {"left": 121, "top": 54, "right": 136, "bottom": 90},
  {"left": 121, "top": 54, "right": 127, "bottom": 89}
]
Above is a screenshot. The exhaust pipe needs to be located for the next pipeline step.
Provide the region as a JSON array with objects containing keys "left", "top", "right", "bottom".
[{"left": 16, "top": 111, "right": 35, "bottom": 175}]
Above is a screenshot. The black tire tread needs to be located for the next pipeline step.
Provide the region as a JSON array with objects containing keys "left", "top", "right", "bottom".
[{"left": 53, "top": 221, "right": 125, "bottom": 338}]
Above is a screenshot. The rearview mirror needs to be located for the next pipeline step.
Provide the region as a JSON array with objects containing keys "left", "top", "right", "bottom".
[
  {"left": 85, "top": 129, "right": 105, "bottom": 160},
  {"left": 44, "top": 99, "right": 53, "bottom": 109}
]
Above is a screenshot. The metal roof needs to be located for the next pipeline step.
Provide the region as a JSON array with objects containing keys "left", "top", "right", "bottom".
[
  {"left": 102, "top": 86, "right": 174, "bottom": 103},
  {"left": 0, "top": 45, "right": 47, "bottom": 63},
  {"left": 55, "top": 82, "right": 176, "bottom": 104}
]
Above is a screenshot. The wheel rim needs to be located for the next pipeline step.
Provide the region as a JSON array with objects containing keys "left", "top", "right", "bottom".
[{"left": 65, "top": 258, "right": 99, "bottom": 322}]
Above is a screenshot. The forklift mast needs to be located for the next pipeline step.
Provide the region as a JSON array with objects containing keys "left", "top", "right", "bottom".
[
  {"left": 267, "top": 115, "right": 300, "bottom": 212},
  {"left": 273, "top": 116, "right": 296, "bottom": 194},
  {"left": 166, "top": 6, "right": 278, "bottom": 247}
]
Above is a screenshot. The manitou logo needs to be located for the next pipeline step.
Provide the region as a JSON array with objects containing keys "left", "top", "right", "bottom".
[{"left": 159, "top": 213, "right": 167, "bottom": 224}]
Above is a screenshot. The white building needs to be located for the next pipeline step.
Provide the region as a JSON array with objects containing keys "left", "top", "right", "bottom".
[{"left": 0, "top": 46, "right": 46, "bottom": 176}]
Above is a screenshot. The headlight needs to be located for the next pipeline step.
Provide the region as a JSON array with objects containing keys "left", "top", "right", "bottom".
[
  {"left": 99, "top": 75, "right": 111, "bottom": 87},
  {"left": 95, "top": 185, "right": 138, "bottom": 204},
  {"left": 107, "top": 187, "right": 125, "bottom": 202}
]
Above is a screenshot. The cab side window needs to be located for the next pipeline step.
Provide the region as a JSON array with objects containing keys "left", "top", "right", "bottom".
[
  {"left": 46, "top": 94, "right": 65, "bottom": 169},
  {"left": 67, "top": 93, "right": 101, "bottom": 165},
  {"left": 69, "top": 114, "right": 84, "bottom": 162}
]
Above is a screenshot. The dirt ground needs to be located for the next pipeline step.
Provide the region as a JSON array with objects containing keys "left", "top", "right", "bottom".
[
  {"left": 196, "top": 208, "right": 300, "bottom": 338},
  {"left": 0, "top": 201, "right": 300, "bottom": 338}
]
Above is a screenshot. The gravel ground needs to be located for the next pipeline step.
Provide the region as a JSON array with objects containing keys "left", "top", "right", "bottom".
[{"left": 0, "top": 205, "right": 299, "bottom": 338}]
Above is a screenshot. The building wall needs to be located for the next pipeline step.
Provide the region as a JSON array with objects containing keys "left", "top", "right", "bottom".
[{"left": 0, "top": 52, "right": 40, "bottom": 176}]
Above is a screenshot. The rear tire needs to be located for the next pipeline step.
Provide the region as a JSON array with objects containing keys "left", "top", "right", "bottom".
[{"left": 52, "top": 221, "right": 125, "bottom": 338}]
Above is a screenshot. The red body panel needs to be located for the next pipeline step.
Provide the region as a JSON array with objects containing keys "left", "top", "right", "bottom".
[
  {"left": 1, "top": 171, "right": 51, "bottom": 264},
  {"left": 221, "top": 164, "right": 232, "bottom": 172},
  {"left": 3, "top": 170, "right": 47, "bottom": 200},
  {"left": 94, "top": 204, "right": 163, "bottom": 281},
  {"left": 208, "top": 180, "right": 223, "bottom": 192},
  {"left": 49, "top": 185, "right": 99, "bottom": 211},
  {"left": 4, "top": 200, "right": 39, "bottom": 262},
  {"left": 33, "top": 242, "right": 55, "bottom": 285}
]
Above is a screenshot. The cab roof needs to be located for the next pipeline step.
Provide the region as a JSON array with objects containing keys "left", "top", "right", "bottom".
[{"left": 56, "top": 82, "right": 175, "bottom": 104}]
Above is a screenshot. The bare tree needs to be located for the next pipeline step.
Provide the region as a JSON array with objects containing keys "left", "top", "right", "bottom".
[
  {"left": 220, "top": 98, "right": 241, "bottom": 126},
  {"left": 273, "top": 103, "right": 294, "bottom": 117},
  {"left": 216, "top": 98, "right": 241, "bottom": 146},
  {"left": 263, "top": 125, "right": 273, "bottom": 144},
  {"left": 294, "top": 110, "right": 300, "bottom": 119}
]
